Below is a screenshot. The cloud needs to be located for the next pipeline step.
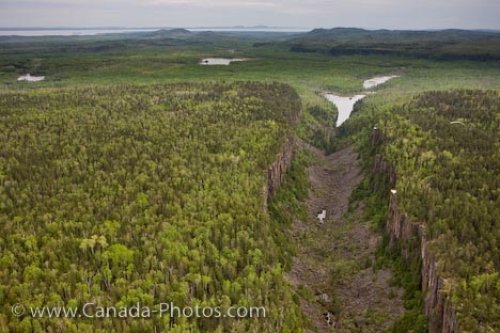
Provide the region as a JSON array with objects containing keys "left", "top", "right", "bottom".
[
  {"left": 144, "top": 0, "right": 279, "bottom": 6},
  {"left": 141, "top": 0, "right": 325, "bottom": 15},
  {"left": 0, "top": 0, "right": 499, "bottom": 29}
]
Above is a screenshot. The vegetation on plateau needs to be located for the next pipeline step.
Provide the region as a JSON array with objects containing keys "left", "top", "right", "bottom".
[
  {"left": 346, "top": 90, "right": 500, "bottom": 332},
  {"left": 1, "top": 27, "right": 500, "bottom": 333},
  {"left": 0, "top": 82, "right": 305, "bottom": 332}
]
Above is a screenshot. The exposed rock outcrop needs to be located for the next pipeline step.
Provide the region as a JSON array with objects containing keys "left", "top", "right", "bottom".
[
  {"left": 263, "top": 136, "right": 295, "bottom": 208},
  {"left": 371, "top": 129, "right": 459, "bottom": 333},
  {"left": 387, "top": 192, "right": 458, "bottom": 333}
]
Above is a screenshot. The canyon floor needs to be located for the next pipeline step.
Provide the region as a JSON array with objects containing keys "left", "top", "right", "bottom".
[{"left": 287, "top": 143, "right": 404, "bottom": 332}]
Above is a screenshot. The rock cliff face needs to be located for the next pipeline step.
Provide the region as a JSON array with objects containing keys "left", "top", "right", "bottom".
[
  {"left": 387, "top": 191, "right": 458, "bottom": 333},
  {"left": 263, "top": 136, "right": 295, "bottom": 208},
  {"left": 371, "top": 130, "right": 459, "bottom": 333}
]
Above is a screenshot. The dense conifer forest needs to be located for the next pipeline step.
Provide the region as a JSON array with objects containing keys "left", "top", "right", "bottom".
[
  {"left": 1, "top": 26, "right": 500, "bottom": 332},
  {"left": 0, "top": 82, "right": 305, "bottom": 332},
  {"left": 373, "top": 90, "right": 500, "bottom": 332}
]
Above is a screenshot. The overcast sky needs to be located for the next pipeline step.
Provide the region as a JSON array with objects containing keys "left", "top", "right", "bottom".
[{"left": 1, "top": 0, "right": 499, "bottom": 30}]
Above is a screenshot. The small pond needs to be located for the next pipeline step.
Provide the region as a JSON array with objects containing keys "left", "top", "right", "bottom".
[
  {"left": 199, "top": 58, "right": 248, "bottom": 66},
  {"left": 17, "top": 74, "right": 45, "bottom": 82}
]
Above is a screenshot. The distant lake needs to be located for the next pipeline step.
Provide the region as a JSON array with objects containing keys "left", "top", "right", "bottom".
[
  {"left": 200, "top": 58, "right": 249, "bottom": 65},
  {"left": 0, "top": 28, "right": 307, "bottom": 37},
  {"left": 0, "top": 29, "right": 157, "bottom": 36}
]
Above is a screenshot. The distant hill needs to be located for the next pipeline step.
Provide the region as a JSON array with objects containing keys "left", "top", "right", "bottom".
[
  {"left": 295, "top": 27, "right": 500, "bottom": 43},
  {"left": 286, "top": 28, "right": 500, "bottom": 61},
  {"left": 2, "top": 27, "right": 499, "bottom": 61},
  {"left": 141, "top": 28, "right": 192, "bottom": 38}
]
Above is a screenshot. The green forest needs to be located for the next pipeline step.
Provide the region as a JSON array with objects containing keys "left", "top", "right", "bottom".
[
  {"left": 0, "top": 82, "right": 305, "bottom": 332},
  {"left": 0, "top": 26, "right": 500, "bottom": 333},
  {"left": 370, "top": 90, "right": 499, "bottom": 331}
]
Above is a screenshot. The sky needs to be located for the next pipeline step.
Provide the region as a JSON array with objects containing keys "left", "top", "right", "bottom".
[{"left": 1, "top": 0, "right": 499, "bottom": 30}]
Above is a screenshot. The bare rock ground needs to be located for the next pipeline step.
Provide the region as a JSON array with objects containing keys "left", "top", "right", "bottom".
[{"left": 287, "top": 143, "right": 404, "bottom": 333}]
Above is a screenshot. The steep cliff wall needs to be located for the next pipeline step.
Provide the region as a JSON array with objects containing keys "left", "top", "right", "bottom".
[
  {"left": 263, "top": 136, "right": 295, "bottom": 208},
  {"left": 371, "top": 129, "right": 459, "bottom": 333},
  {"left": 387, "top": 191, "right": 459, "bottom": 333}
]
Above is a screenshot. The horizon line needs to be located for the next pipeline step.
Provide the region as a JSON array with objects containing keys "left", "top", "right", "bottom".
[{"left": 0, "top": 26, "right": 500, "bottom": 32}]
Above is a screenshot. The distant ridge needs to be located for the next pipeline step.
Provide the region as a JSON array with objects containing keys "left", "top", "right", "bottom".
[
  {"left": 303, "top": 27, "right": 500, "bottom": 37},
  {"left": 143, "top": 28, "right": 192, "bottom": 37},
  {"left": 288, "top": 27, "right": 500, "bottom": 61}
]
